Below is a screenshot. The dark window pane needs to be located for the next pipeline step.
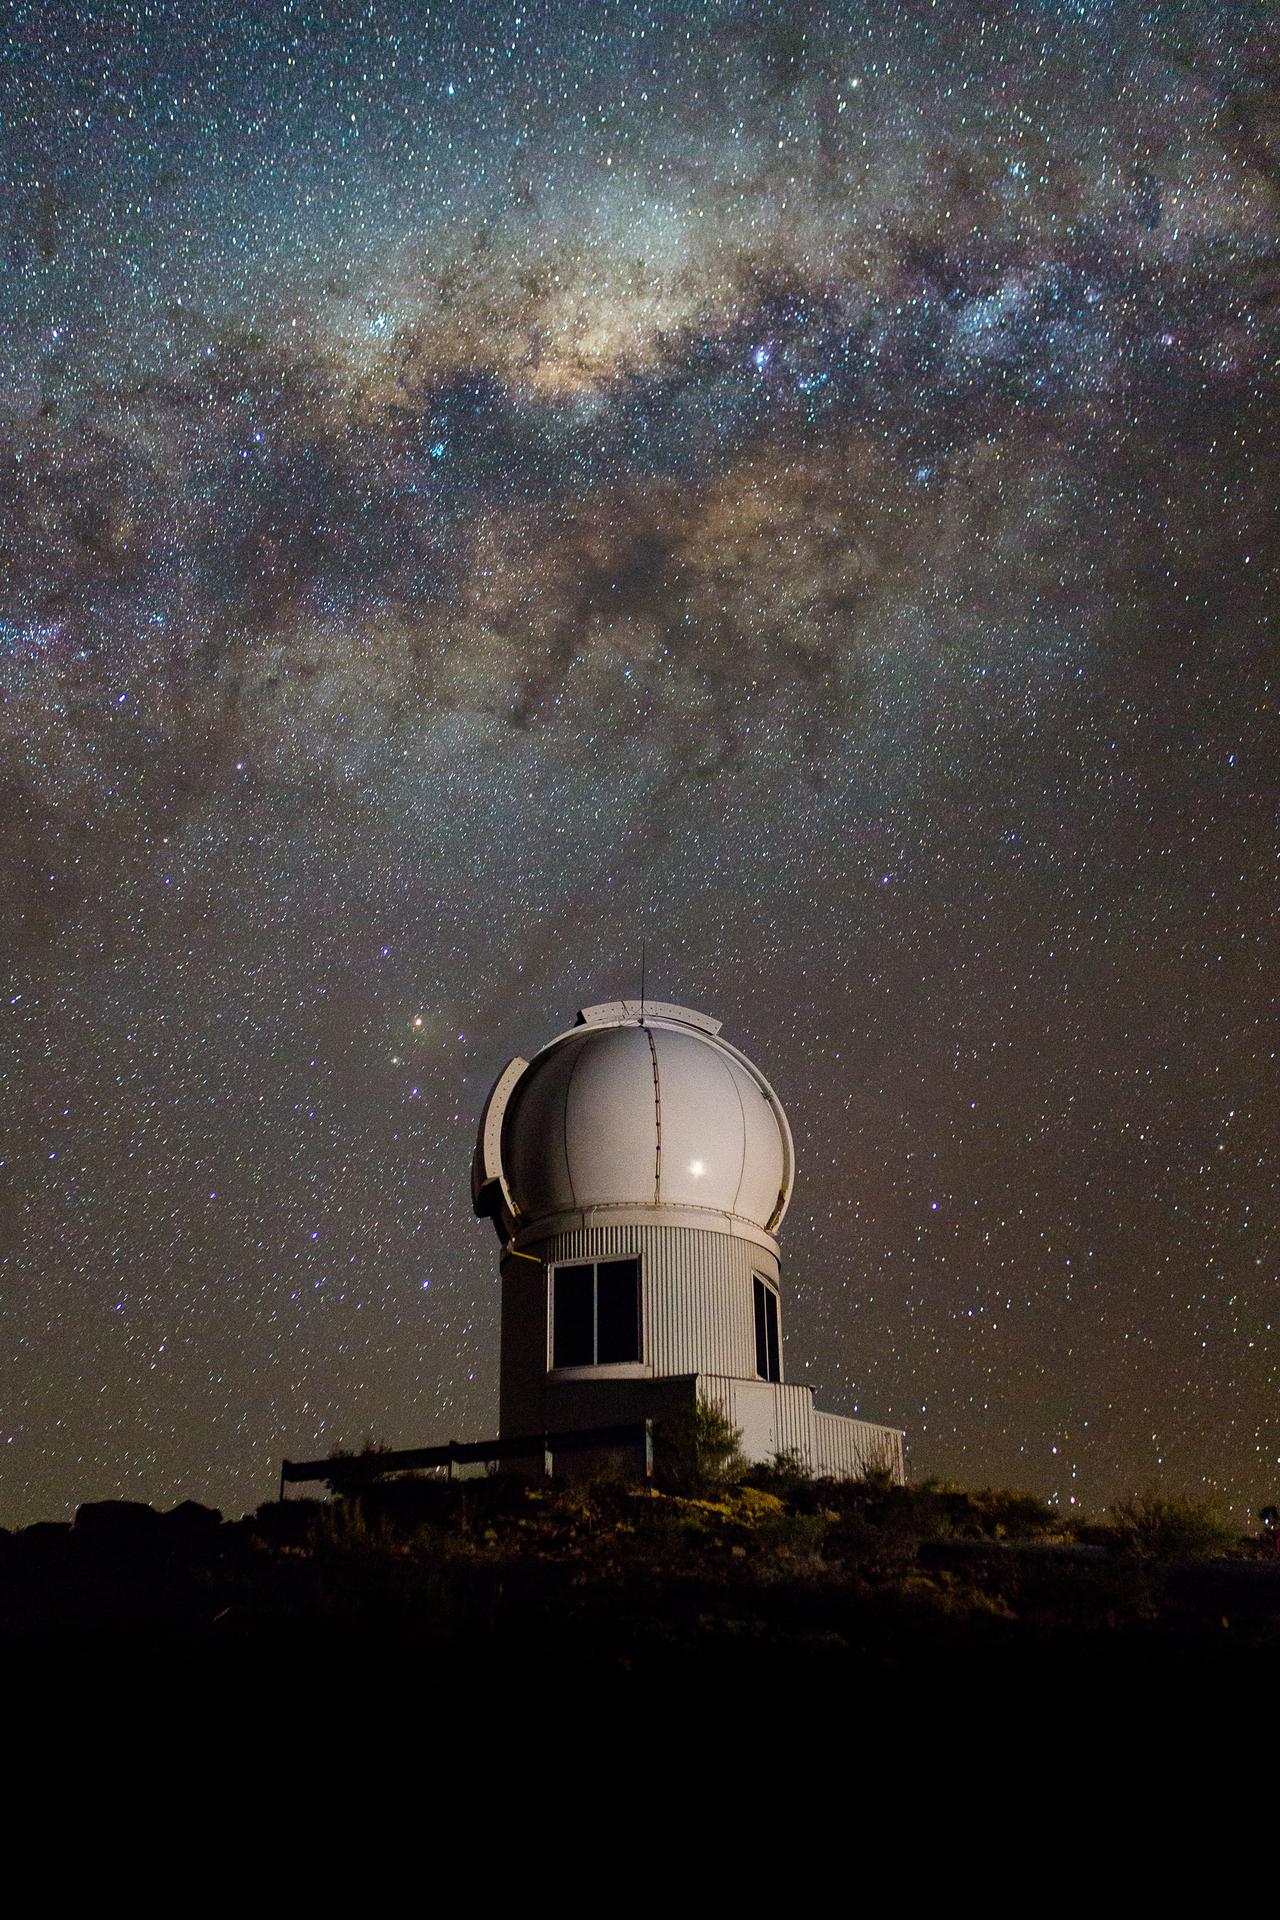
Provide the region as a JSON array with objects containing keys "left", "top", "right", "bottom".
[
  {"left": 765, "top": 1286, "right": 781, "bottom": 1382},
  {"left": 596, "top": 1259, "right": 641, "bottom": 1363},
  {"left": 754, "top": 1276, "right": 769, "bottom": 1380},
  {"left": 553, "top": 1265, "right": 594, "bottom": 1368}
]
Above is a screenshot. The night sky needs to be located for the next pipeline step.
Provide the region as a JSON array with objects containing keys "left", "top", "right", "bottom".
[{"left": 2, "top": 1, "right": 1276, "bottom": 1528}]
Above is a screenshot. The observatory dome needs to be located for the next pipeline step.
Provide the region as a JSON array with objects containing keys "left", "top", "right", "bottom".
[{"left": 472, "top": 1001, "right": 794, "bottom": 1242}]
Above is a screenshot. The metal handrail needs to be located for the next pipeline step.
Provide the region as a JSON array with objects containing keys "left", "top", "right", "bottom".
[{"left": 279, "top": 1420, "right": 655, "bottom": 1498}]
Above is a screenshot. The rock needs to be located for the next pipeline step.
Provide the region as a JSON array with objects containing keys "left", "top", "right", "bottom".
[
  {"left": 15, "top": 1521, "right": 72, "bottom": 1553},
  {"left": 74, "top": 1500, "right": 163, "bottom": 1548},
  {"left": 164, "top": 1499, "right": 223, "bottom": 1539}
]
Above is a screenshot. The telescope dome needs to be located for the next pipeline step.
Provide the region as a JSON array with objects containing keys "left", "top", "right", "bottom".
[{"left": 472, "top": 1001, "right": 793, "bottom": 1242}]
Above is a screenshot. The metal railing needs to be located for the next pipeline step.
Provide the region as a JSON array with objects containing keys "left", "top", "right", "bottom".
[{"left": 279, "top": 1420, "right": 655, "bottom": 1498}]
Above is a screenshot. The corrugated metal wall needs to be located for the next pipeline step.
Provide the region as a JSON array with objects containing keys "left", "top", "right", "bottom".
[
  {"left": 696, "top": 1376, "right": 904, "bottom": 1481},
  {"left": 522, "top": 1224, "right": 780, "bottom": 1382},
  {"left": 697, "top": 1374, "right": 815, "bottom": 1461},
  {"left": 499, "top": 1266, "right": 550, "bottom": 1436},
  {"left": 499, "top": 1225, "right": 906, "bottom": 1483},
  {"left": 811, "top": 1409, "right": 906, "bottom": 1482}
]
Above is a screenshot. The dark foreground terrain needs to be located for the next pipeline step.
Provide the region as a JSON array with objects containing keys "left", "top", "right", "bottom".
[{"left": 4, "top": 1470, "right": 1277, "bottom": 1738}]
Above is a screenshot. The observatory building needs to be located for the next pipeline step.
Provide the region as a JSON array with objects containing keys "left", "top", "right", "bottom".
[{"left": 473, "top": 1001, "right": 905, "bottom": 1482}]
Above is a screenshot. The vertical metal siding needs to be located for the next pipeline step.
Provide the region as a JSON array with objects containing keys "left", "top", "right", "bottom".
[
  {"left": 530, "top": 1224, "right": 778, "bottom": 1382},
  {"left": 695, "top": 1376, "right": 814, "bottom": 1465},
  {"left": 696, "top": 1377, "right": 905, "bottom": 1483},
  {"left": 504, "top": 1224, "right": 905, "bottom": 1483},
  {"left": 498, "top": 1266, "right": 552, "bottom": 1436},
  {"left": 811, "top": 1410, "right": 906, "bottom": 1483}
]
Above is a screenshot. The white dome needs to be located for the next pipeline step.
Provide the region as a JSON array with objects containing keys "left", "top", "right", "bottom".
[{"left": 473, "top": 1001, "right": 793, "bottom": 1241}]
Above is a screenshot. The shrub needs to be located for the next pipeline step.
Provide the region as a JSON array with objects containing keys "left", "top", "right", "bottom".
[
  {"left": 742, "top": 1449, "right": 811, "bottom": 1499},
  {"left": 944, "top": 1486, "right": 1060, "bottom": 1542},
  {"left": 307, "top": 1494, "right": 400, "bottom": 1557},
  {"left": 654, "top": 1398, "right": 745, "bottom": 1496},
  {"left": 1108, "top": 1491, "right": 1235, "bottom": 1562},
  {"left": 321, "top": 1436, "right": 394, "bottom": 1497}
]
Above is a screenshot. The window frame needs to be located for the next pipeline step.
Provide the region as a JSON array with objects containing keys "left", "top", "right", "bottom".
[
  {"left": 548, "top": 1256, "right": 644, "bottom": 1371},
  {"left": 753, "top": 1273, "right": 782, "bottom": 1383}
]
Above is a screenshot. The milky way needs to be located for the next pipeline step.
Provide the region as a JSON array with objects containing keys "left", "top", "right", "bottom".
[{"left": 2, "top": 1, "right": 1276, "bottom": 1525}]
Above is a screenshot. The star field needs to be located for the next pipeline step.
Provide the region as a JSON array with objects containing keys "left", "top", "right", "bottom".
[{"left": 1, "top": 0, "right": 1276, "bottom": 1525}]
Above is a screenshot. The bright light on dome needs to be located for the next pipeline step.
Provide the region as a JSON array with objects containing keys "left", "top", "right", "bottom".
[{"left": 689, "top": 1159, "right": 705, "bottom": 1177}]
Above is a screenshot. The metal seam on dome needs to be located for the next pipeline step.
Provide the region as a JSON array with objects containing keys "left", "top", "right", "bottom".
[{"left": 644, "top": 1026, "right": 661, "bottom": 1206}]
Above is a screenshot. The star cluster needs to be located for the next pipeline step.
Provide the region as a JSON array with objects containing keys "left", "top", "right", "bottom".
[{"left": 2, "top": 0, "right": 1276, "bottom": 1524}]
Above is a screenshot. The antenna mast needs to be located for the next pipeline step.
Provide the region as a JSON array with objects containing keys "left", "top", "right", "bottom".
[{"left": 640, "top": 940, "right": 647, "bottom": 1025}]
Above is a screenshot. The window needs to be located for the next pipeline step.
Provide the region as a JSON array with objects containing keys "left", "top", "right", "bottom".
[
  {"left": 552, "top": 1259, "right": 642, "bottom": 1368},
  {"left": 753, "top": 1275, "right": 781, "bottom": 1382}
]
